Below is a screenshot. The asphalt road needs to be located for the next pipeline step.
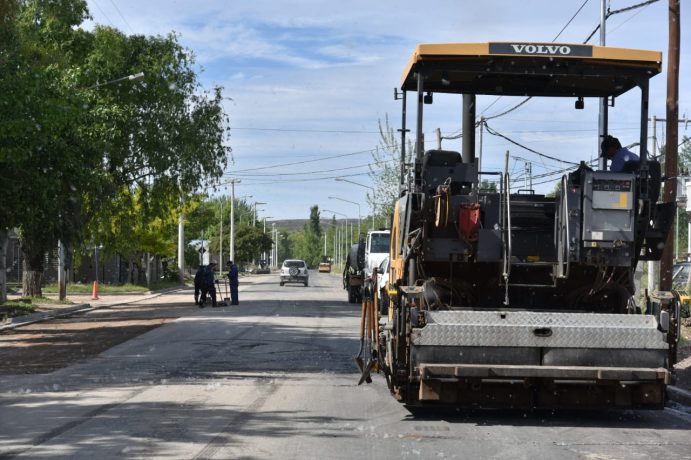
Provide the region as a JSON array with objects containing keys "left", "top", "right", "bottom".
[{"left": 0, "top": 272, "right": 690, "bottom": 459}]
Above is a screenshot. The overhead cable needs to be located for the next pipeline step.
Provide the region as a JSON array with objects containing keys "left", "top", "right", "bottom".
[
  {"left": 583, "top": 0, "right": 660, "bottom": 43},
  {"left": 482, "top": 121, "right": 580, "bottom": 166}
]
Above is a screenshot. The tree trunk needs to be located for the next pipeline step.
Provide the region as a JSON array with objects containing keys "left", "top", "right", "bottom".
[
  {"left": 145, "top": 252, "right": 151, "bottom": 288},
  {"left": 21, "top": 249, "right": 44, "bottom": 297},
  {"left": 0, "top": 230, "right": 8, "bottom": 303},
  {"left": 128, "top": 255, "right": 134, "bottom": 284},
  {"left": 22, "top": 269, "right": 43, "bottom": 298}
]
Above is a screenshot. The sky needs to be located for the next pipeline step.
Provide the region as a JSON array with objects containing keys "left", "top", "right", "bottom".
[{"left": 84, "top": 0, "right": 690, "bottom": 221}]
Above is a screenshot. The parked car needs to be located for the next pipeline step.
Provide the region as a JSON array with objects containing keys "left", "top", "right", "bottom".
[{"left": 280, "top": 259, "right": 309, "bottom": 287}]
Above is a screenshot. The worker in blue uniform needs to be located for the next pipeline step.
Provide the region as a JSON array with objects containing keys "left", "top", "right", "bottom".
[{"left": 228, "top": 260, "right": 239, "bottom": 305}]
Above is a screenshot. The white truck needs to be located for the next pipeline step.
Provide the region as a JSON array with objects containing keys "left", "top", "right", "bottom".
[{"left": 344, "top": 230, "right": 390, "bottom": 303}]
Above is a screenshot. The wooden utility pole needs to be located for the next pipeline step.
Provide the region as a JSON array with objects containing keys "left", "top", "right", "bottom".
[{"left": 660, "top": 0, "right": 681, "bottom": 290}]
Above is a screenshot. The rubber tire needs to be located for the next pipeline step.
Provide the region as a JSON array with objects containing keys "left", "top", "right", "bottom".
[{"left": 280, "top": 281, "right": 284, "bottom": 286}]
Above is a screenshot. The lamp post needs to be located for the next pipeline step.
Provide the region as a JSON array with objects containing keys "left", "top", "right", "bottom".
[
  {"left": 263, "top": 217, "right": 273, "bottom": 263},
  {"left": 323, "top": 209, "right": 348, "bottom": 267},
  {"left": 328, "top": 196, "right": 360, "bottom": 238},
  {"left": 253, "top": 201, "right": 266, "bottom": 226},
  {"left": 86, "top": 72, "right": 145, "bottom": 90},
  {"left": 227, "top": 180, "right": 242, "bottom": 264},
  {"left": 335, "top": 177, "right": 375, "bottom": 230}
]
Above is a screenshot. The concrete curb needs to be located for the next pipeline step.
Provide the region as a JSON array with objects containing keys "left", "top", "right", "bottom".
[
  {"left": 0, "top": 287, "right": 187, "bottom": 332},
  {"left": 0, "top": 303, "right": 93, "bottom": 331},
  {"left": 668, "top": 385, "right": 691, "bottom": 407}
]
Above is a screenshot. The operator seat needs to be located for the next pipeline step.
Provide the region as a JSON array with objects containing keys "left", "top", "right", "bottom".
[{"left": 421, "top": 150, "right": 475, "bottom": 195}]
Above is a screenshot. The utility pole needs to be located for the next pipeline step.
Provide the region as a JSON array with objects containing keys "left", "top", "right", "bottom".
[
  {"left": 649, "top": 116, "right": 659, "bottom": 293},
  {"left": 478, "top": 116, "right": 485, "bottom": 176},
  {"left": 660, "top": 0, "right": 681, "bottom": 291},
  {"left": 178, "top": 212, "right": 185, "bottom": 283},
  {"left": 229, "top": 179, "right": 240, "bottom": 263},
  {"left": 57, "top": 240, "right": 66, "bottom": 300},
  {"left": 597, "top": 0, "right": 608, "bottom": 171},
  {"left": 219, "top": 197, "right": 224, "bottom": 271}
]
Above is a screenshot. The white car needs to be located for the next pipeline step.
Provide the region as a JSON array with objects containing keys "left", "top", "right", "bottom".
[{"left": 280, "top": 259, "right": 309, "bottom": 287}]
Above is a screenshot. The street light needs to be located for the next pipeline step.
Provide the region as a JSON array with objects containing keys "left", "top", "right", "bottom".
[
  {"left": 253, "top": 201, "right": 266, "bottom": 226},
  {"left": 262, "top": 216, "right": 273, "bottom": 262},
  {"left": 86, "top": 72, "right": 145, "bottom": 90},
  {"left": 323, "top": 209, "right": 349, "bottom": 267},
  {"left": 329, "top": 196, "right": 360, "bottom": 238},
  {"left": 335, "top": 177, "right": 376, "bottom": 230}
]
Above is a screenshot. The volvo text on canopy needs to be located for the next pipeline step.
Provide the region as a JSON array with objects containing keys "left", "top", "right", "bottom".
[{"left": 357, "top": 42, "right": 679, "bottom": 409}]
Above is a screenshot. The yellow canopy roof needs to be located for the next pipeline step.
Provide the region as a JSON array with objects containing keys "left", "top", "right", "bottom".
[{"left": 400, "top": 42, "right": 662, "bottom": 97}]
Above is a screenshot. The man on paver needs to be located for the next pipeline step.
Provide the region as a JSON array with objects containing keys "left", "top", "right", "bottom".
[
  {"left": 194, "top": 265, "right": 205, "bottom": 306},
  {"left": 227, "top": 260, "right": 239, "bottom": 305},
  {"left": 202, "top": 262, "right": 218, "bottom": 307},
  {"left": 601, "top": 135, "right": 639, "bottom": 172}
]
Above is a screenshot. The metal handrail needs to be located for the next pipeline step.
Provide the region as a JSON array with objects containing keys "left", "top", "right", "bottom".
[
  {"left": 562, "top": 175, "right": 570, "bottom": 279},
  {"left": 503, "top": 151, "right": 512, "bottom": 305}
]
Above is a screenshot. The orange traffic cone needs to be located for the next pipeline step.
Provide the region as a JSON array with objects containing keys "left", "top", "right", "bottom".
[{"left": 92, "top": 280, "right": 99, "bottom": 300}]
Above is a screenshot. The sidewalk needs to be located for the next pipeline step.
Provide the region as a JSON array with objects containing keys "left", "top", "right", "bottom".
[
  {"left": 1, "top": 275, "right": 262, "bottom": 331},
  {"left": 1, "top": 286, "right": 186, "bottom": 331}
]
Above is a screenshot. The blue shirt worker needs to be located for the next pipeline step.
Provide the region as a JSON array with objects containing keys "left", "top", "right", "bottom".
[
  {"left": 601, "top": 135, "right": 639, "bottom": 172},
  {"left": 228, "top": 260, "right": 239, "bottom": 305}
]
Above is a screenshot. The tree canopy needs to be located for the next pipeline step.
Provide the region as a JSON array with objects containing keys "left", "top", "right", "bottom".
[{"left": 0, "top": 0, "right": 231, "bottom": 296}]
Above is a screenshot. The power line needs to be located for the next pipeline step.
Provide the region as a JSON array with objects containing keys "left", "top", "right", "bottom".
[
  {"left": 90, "top": 0, "right": 116, "bottom": 27},
  {"left": 228, "top": 147, "right": 379, "bottom": 173},
  {"left": 483, "top": 121, "right": 580, "bottom": 166},
  {"left": 552, "top": 0, "right": 592, "bottom": 41},
  {"left": 482, "top": 1, "right": 659, "bottom": 121},
  {"left": 107, "top": 0, "right": 135, "bottom": 34},
  {"left": 226, "top": 161, "right": 393, "bottom": 177},
  {"left": 479, "top": 0, "right": 592, "bottom": 118},
  {"left": 583, "top": 0, "right": 660, "bottom": 43},
  {"left": 231, "top": 172, "right": 372, "bottom": 186},
  {"left": 231, "top": 127, "right": 380, "bottom": 134},
  {"left": 484, "top": 97, "right": 533, "bottom": 121}
]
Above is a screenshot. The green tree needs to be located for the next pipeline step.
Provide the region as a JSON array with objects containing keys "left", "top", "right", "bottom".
[
  {"left": 234, "top": 224, "right": 272, "bottom": 266},
  {"left": 290, "top": 206, "right": 322, "bottom": 267},
  {"left": 0, "top": 1, "right": 231, "bottom": 297},
  {"left": 1, "top": 0, "right": 98, "bottom": 296},
  {"left": 368, "top": 114, "right": 413, "bottom": 220}
]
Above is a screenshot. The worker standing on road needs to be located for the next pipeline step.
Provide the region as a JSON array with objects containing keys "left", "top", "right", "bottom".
[
  {"left": 228, "top": 260, "right": 239, "bottom": 305},
  {"left": 194, "top": 265, "right": 205, "bottom": 307},
  {"left": 202, "top": 262, "right": 218, "bottom": 307}
]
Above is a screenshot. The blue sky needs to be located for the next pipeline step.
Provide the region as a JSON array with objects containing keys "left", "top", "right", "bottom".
[{"left": 85, "top": 0, "right": 690, "bottom": 220}]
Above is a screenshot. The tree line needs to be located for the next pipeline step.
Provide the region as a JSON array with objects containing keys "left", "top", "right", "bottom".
[{"left": 0, "top": 0, "right": 230, "bottom": 300}]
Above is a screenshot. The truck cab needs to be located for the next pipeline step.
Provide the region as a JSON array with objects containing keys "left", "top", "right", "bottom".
[{"left": 364, "top": 230, "right": 390, "bottom": 277}]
